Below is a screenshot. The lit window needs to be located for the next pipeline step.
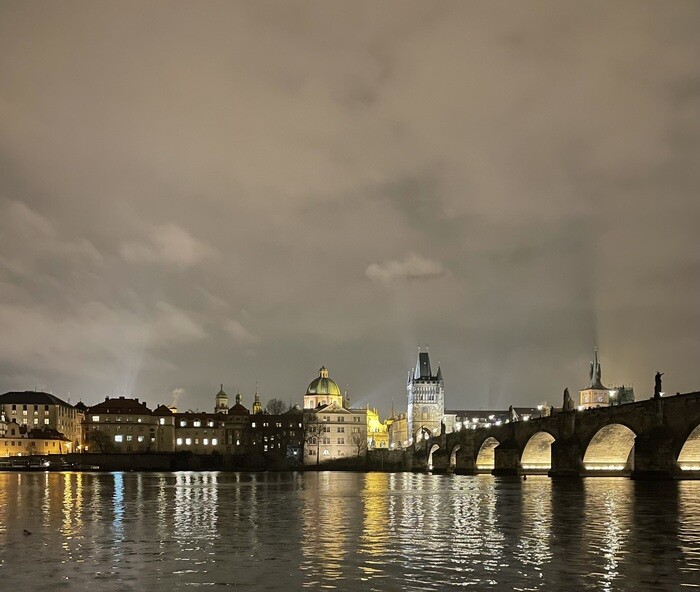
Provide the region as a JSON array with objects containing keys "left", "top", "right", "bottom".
[
  {"left": 185, "top": 438, "right": 192, "bottom": 445},
  {"left": 137, "top": 436, "right": 145, "bottom": 442},
  {"left": 208, "top": 421, "right": 214, "bottom": 427},
  {"left": 236, "top": 440, "right": 240, "bottom": 446},
  {"left": 203, "top": 438, "right": 209, "bottom": 445},
  {"left": 252, "top": 422, "right": 256, "bottom": 428},
  {"left": 176, "top": 438, "right": 183, "bottom": 445},
  {"left": 193, "top": 420, "right": 201, "bottom": 427},
  {"left": 194, "top": 439, "right": 199, "bottom": 445},
  {"left": 137, "top": 418, "right": 142, "bottom": 423},
  {"left": 159, "top": 418, "right": 165, "bottom": 425},
  {"left": 33, "top": 419, "right": 38, "bottom": 425},
  {"left": 212, "top": 438, "right": 218, "bottom": 446},
  {"left": 180, "top": 420, "right": 187, "bottom": 427},
  {"left": 44, "top": 419, "right": 49, "bottom": 425},
  {"left": 92, "top": 415, "right": 101, "bottom": 422},
  {"left": 114, "top": 435, "right": 123, "bottom": 443}
]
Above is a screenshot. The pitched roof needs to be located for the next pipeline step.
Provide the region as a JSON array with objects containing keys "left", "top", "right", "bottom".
[
  {"left": 229, "top": 403, "right": 249, "bottom": 414},
  {"left": 87, "top": 397, "right": 152, "bottom": 415},
  {"left": 26, "top": 428, "right": 70, "bottom": 441},
  {"left": 0, "top": 391, "right": 72, "bottom": 407},
  {"left": 315, "top": 402, "right": 352, "bottom": 414},
  {"left": 152, "top": 404, "right": 174, "bottom": 416}
]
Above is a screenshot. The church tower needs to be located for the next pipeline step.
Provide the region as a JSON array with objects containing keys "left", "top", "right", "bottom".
[
  {"left": 215, "top": 384, "right": 229, "bottom": 414},
  {"left": 407, "top": 348, "right": 444, "bottom": 442},
  {"left": 579, "top": 347, "right": 611, "bottom": 409},
  {"left": 252, "top": 383, "right": 262, "bottom": 415}
]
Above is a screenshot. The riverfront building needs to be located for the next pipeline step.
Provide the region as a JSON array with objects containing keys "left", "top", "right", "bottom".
[
  {"left": 0, "top": 417, "right": 71, "bottom": 458},
  {"left": 83, "top": 397, "right": 163, "bottom": 453},
  {"left": 0, "top": 391, "right": 83, "bottom": 449},
  {"left": 302, "top": 366, "right": 369, "bottom": 465}
]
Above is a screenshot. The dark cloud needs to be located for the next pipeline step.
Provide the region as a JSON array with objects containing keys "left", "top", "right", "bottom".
[{"left": 0, "top": 1, "right": 698, "bottom": 414}]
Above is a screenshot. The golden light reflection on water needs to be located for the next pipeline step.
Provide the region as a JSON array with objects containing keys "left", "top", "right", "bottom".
[
  {"left": 300, "top": 472, "right": 354, "bottom": 587},
  {"left": 0, "top": 472, "right": 700, "bottom": 591}
]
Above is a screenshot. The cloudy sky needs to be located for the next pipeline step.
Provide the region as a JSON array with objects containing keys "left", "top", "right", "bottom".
[{"left": 1, "top": 1, "right": 698, "bottom": 415}]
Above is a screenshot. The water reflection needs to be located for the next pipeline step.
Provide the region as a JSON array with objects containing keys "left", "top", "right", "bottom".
[{"left": 0, "top": 472, "right": 700, "bottom": 591}]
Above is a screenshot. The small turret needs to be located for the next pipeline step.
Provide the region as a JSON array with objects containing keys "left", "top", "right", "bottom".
[{"left": 215, "top": 384, "right": 229, "bottom": 414}]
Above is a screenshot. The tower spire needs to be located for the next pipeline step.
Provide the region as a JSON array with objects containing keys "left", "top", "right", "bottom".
[{"left": 252, "top": 382, "right": 262, "bottom": 415}]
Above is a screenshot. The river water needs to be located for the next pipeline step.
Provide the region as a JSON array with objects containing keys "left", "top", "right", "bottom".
[{"left": 0, "top": 471, "right": 699, "bottom": 591}]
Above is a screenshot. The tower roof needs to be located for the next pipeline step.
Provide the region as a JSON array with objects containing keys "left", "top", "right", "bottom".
[
  {"left": 306, "top": 366, "right": 342, "bottom": 397},
  {"left": 409, "top": 349, "right": 442, "bottom": 382},
  {"left": 586, "top": 347, "right": 609, "bottom": 390}
]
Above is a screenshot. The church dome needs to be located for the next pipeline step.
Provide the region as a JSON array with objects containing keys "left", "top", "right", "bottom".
[{"left": 306, "top": 366, "right": 342, "bottom": 397}]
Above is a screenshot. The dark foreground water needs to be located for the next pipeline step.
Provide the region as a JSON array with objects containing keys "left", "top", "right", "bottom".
[{"left": 0, "top": 472, "right": 699, "bottom": 591}]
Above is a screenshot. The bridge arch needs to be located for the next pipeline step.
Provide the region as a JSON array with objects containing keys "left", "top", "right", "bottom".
[
  {"left": 677, "top": 423, "right": 700, "bottom": 471},
  {"left": 476, "top": 437, "right": 499, "bottom": 471},
  {"left": 521, "top": 431, "right": 556, "bottom": 471},
  {"left": 582, "top": 423, "right": 637, "bottom": 472},
  {"left": 449, "top": 444, "right": 461, "bottom": 471},
  {"left": 427, "top": 444, "right": 440, "bottom": 470}
]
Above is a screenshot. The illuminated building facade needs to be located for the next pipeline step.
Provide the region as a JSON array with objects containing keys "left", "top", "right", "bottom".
[
  {"left": 387, "top": 413, "right": 409, "bottom": 449},
  {"left": 0, "top": 416, "right": 71, "bottom": 457},
  {"left": 0, "top": 391, "right": 82, "bottom": 449},
  {"left": 407, "top": 349, "right": 444, "bottom": 441},
  {"left": 173, "top": 412, "right": 227, "bottom": 454},
  {"left": 366, "top": 407, "right": 389, "bottom": 449},
  {"left": 304, "top": 402, "right": 367, "bottom": 464},
  {"left": 83, "top": 397, "right": 162, "bottom": 453},
  {"left": 301, "top": 366, "right": 368, "bottom": 464}
]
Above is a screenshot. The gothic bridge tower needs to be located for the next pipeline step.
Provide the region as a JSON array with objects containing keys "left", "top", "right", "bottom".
[{"left": 407, "top": 348, "right": 444, "bottom": 442}]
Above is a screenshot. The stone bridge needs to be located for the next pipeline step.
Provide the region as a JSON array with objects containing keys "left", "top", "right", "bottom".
[{"left": 415, "top": 391, "right": 700, "bottom": 479}]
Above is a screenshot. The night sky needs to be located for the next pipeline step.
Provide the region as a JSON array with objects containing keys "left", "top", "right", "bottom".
[{"left": 1, "top": 1, "right": 698, "bottom": 416}]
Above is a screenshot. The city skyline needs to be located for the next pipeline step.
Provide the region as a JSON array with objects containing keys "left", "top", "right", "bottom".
[{"left": 1, "top": 2, "right": 698, "bottom": 417}]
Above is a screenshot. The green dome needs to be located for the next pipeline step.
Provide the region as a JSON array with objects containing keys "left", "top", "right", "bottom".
[{"left": 306, "top": 366, "right": 342, "bottom": 397}]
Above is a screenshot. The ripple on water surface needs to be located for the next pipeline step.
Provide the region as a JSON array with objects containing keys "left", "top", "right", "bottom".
[{"left": 0, "top": 471, "right": 699, "bottom": 591}]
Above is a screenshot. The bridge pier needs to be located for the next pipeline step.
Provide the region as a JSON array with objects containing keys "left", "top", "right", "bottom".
[
  {"left": 454, "top": 446, "right": 477, "bottom": 475},
  {"left": 430, "top": 449, "right": 450, "bottom": 474},
  {"left": 410, "top": 445, "right": 429, "bottom": 472},
  {"left": 549, "top": 439, "right": 583, "bottom": 478},
  {"left": 492, "top": 440, "right": 521, "bottom": 475},
  {"left": 632, "top": 428, "right": 679, "bottom": 480}
]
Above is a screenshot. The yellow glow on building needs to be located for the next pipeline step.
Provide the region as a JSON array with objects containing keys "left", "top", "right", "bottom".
[{"left": 366, "top": 407, "right": 389, "bottom": 449}]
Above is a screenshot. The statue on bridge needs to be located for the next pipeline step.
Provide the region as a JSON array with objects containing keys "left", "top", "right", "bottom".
[
  {"left": 563, "top": 387, "right": 575, "bottom": 411},
  {"left": 508, "top": 405, "right": 520, "bottom": 422},
  {"left": 654, "top": 372, "right": 664, "bottom": 398}
]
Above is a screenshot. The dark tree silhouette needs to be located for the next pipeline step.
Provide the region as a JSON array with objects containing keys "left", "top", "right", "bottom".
[{"left": 265, "top": 398, "right": 288, "bottom": 415}]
